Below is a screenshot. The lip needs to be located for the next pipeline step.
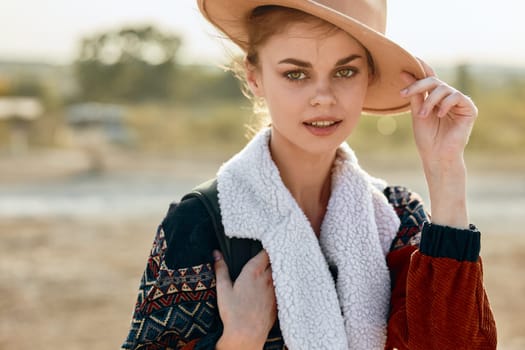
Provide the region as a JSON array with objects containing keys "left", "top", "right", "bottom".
[
  {"left": 302, "top": 117, "right": 342, "bottom": 137},
  {"left": 303, "top": 116, "right": 342, "bottom": 124}
]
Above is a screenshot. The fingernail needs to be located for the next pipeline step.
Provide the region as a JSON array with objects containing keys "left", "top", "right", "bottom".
[
  {"left": 400, "top": 88, "right": 408, "bottom": 96},
  {"left": 418, "top": 108, "right": 427, "bottom": 117},
  {"left": 213, "top": 250, "right": 222, "bottom": 261}
]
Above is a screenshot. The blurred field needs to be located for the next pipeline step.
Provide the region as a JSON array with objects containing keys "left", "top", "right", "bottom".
[
  {"left": 1, "top": 18, "right": 524, "bottom": 350},
  {"left": 0, "top": 150, "right": 524, "bottom": 350}
]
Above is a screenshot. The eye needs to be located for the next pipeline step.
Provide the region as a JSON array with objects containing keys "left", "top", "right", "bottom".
[
  {"left": 334, "top": 68, "right": 355, "bottom": 78},
  {"left": 285, "top": 71, "right": 307, "bottom": 81}
]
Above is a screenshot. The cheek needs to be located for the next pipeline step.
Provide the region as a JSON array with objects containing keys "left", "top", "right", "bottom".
[
  {"left": 264, "top": 83, "right": 308, "bottom": 113},
  {"left": 336, "top": 80, "right": 368, "bottom": 107},
  {"left": 266, "top": 93, "right": 298, "bottom": 122}
]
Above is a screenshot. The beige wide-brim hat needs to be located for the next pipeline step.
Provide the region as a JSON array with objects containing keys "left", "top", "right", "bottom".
[{"left": 197, "top": 0, "right": 426, "bottom": 115}]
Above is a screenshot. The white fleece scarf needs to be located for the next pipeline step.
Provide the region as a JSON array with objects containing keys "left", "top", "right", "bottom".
[{"left": 216, "top": 128, "right": 400, "bottom": 349}]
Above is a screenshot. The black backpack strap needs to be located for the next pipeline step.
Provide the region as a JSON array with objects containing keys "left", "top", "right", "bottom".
[
  {"left": 181, "top": 178, "right": 233, "bottom": 270},
  {"left": 181, "top": 178, "right": 262, "bottom": 282}
]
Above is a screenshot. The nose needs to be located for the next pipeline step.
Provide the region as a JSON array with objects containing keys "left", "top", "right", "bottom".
[{"left": 310, "top": 81, "right": 336, "bottom": 107}]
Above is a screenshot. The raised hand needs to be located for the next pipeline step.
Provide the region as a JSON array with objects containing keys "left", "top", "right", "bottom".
[
  {"left": 401, "top": 60, "right": 477, "bottom": 165},
  {"left": 214, "top": 249, "right": 277, "bottom": 350},
  {"left": 400, "top": 60, "right": 478, "bottom": 228}
]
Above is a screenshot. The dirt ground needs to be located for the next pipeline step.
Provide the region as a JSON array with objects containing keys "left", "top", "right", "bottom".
[
  {"left": 0, "top": 217, "right": 523, "bottom": 349},
  {"left": 0, "top": 150, "right": 524, "bottom": 349}
]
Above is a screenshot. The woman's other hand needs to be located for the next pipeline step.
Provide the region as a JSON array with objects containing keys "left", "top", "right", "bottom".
[{"left": 214, "top": 249, "right": 277, "bottom": 350}]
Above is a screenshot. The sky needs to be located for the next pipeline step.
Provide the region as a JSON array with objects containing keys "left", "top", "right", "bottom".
[{"left": 0, "top": 0, "right": 524, "bottom": 67}]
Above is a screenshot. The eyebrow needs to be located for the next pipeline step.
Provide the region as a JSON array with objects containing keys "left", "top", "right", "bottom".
[{"left": 278, "top": 54, "right": 363, "bottom": 68}]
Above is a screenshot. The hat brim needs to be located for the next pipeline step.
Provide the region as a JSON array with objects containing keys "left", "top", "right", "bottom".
[{"left": 198, "top": 0, "right": 426, "bottom": 115}]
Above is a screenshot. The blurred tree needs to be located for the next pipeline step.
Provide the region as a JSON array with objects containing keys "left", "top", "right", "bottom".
[
  {"left": 0, "top": 77, "right": 45, "bottom": 98},
  {"left": 455, "top": 63, "right": 474, "bottom": 96},
  {"left": 74, "top": 25, "right": 181, "bottom": 102},
  {"left": 174, "top": 65, "right": 243, "bottom": 103}
]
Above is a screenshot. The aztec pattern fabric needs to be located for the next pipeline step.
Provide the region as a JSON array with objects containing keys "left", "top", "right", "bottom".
[
  {"left": 384, "top": 186, "right": 427, "bottom": 252},
  {"left": 122, "top": 217, "right": 221, "bottom": 350},
  {"left": 122, "top": 187, "right": 426, "bottom": 350}
]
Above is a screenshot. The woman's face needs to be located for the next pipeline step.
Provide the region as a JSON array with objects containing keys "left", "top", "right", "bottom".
[{"left": 247, "top": 22, "right": 370, "bottom": 157}]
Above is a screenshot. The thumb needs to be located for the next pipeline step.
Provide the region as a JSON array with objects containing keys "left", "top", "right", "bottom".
[
  {"left": 213, "top": 250, "right": 232, "bottom": 299},
  {"left": 400, "top": 71, "right": 424, "bottom": 116}
]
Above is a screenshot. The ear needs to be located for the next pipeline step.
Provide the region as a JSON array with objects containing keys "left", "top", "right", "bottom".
[{"left": 244, "top": 58, "right": 264, "bottom": 97}]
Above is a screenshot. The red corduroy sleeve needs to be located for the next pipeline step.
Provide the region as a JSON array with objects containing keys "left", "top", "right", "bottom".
[
  {"left": 385, "top": 223, "right": 497, "bottom": 350},
  {"left": 181, "top": 339, "right": 198, "bottom": 350}
]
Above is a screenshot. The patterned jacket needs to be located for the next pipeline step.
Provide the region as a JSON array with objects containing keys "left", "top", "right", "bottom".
[{"left": 122, "top": 185, "right": 497, "bottom": 349}]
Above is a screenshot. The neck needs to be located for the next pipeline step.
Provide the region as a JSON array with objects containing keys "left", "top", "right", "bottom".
[{"left": 269, "top": 130, "right": 336, "bottom": 235}]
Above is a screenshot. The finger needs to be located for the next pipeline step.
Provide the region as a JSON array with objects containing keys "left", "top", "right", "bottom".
[
  {"left": 419, "top": 84, "right": 456, "bottom": 118},
  {"left": 400, "top": 70, "right": 417, "bottom": 88},
  {"left": 263, "top": 266, "right": 274, "bottom": 285},
  {"left": 213, "top": 250, "right": 232, "bottom": 297},
  {"left": 437, "top": 91, "right": 473, "bottom": 118},
  {"left": 416, "top": 58, "right": 437, "bottom": 77},
  {"left": 270, "top": 300, "right": 278, "bottom": 321},
  {"left": 400, "top": 71, "right": 424, "bottom": 115},
  {"left": 247, "top": 249, "right": 271, "bottom": 272},
  {"left": 401, "top": 76, "right": 442, "bottom": 97}
]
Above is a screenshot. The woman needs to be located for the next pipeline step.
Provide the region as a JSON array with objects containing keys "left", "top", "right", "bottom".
[{"left": 122, "top": 1, "right": 497, "bottom": 349}]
